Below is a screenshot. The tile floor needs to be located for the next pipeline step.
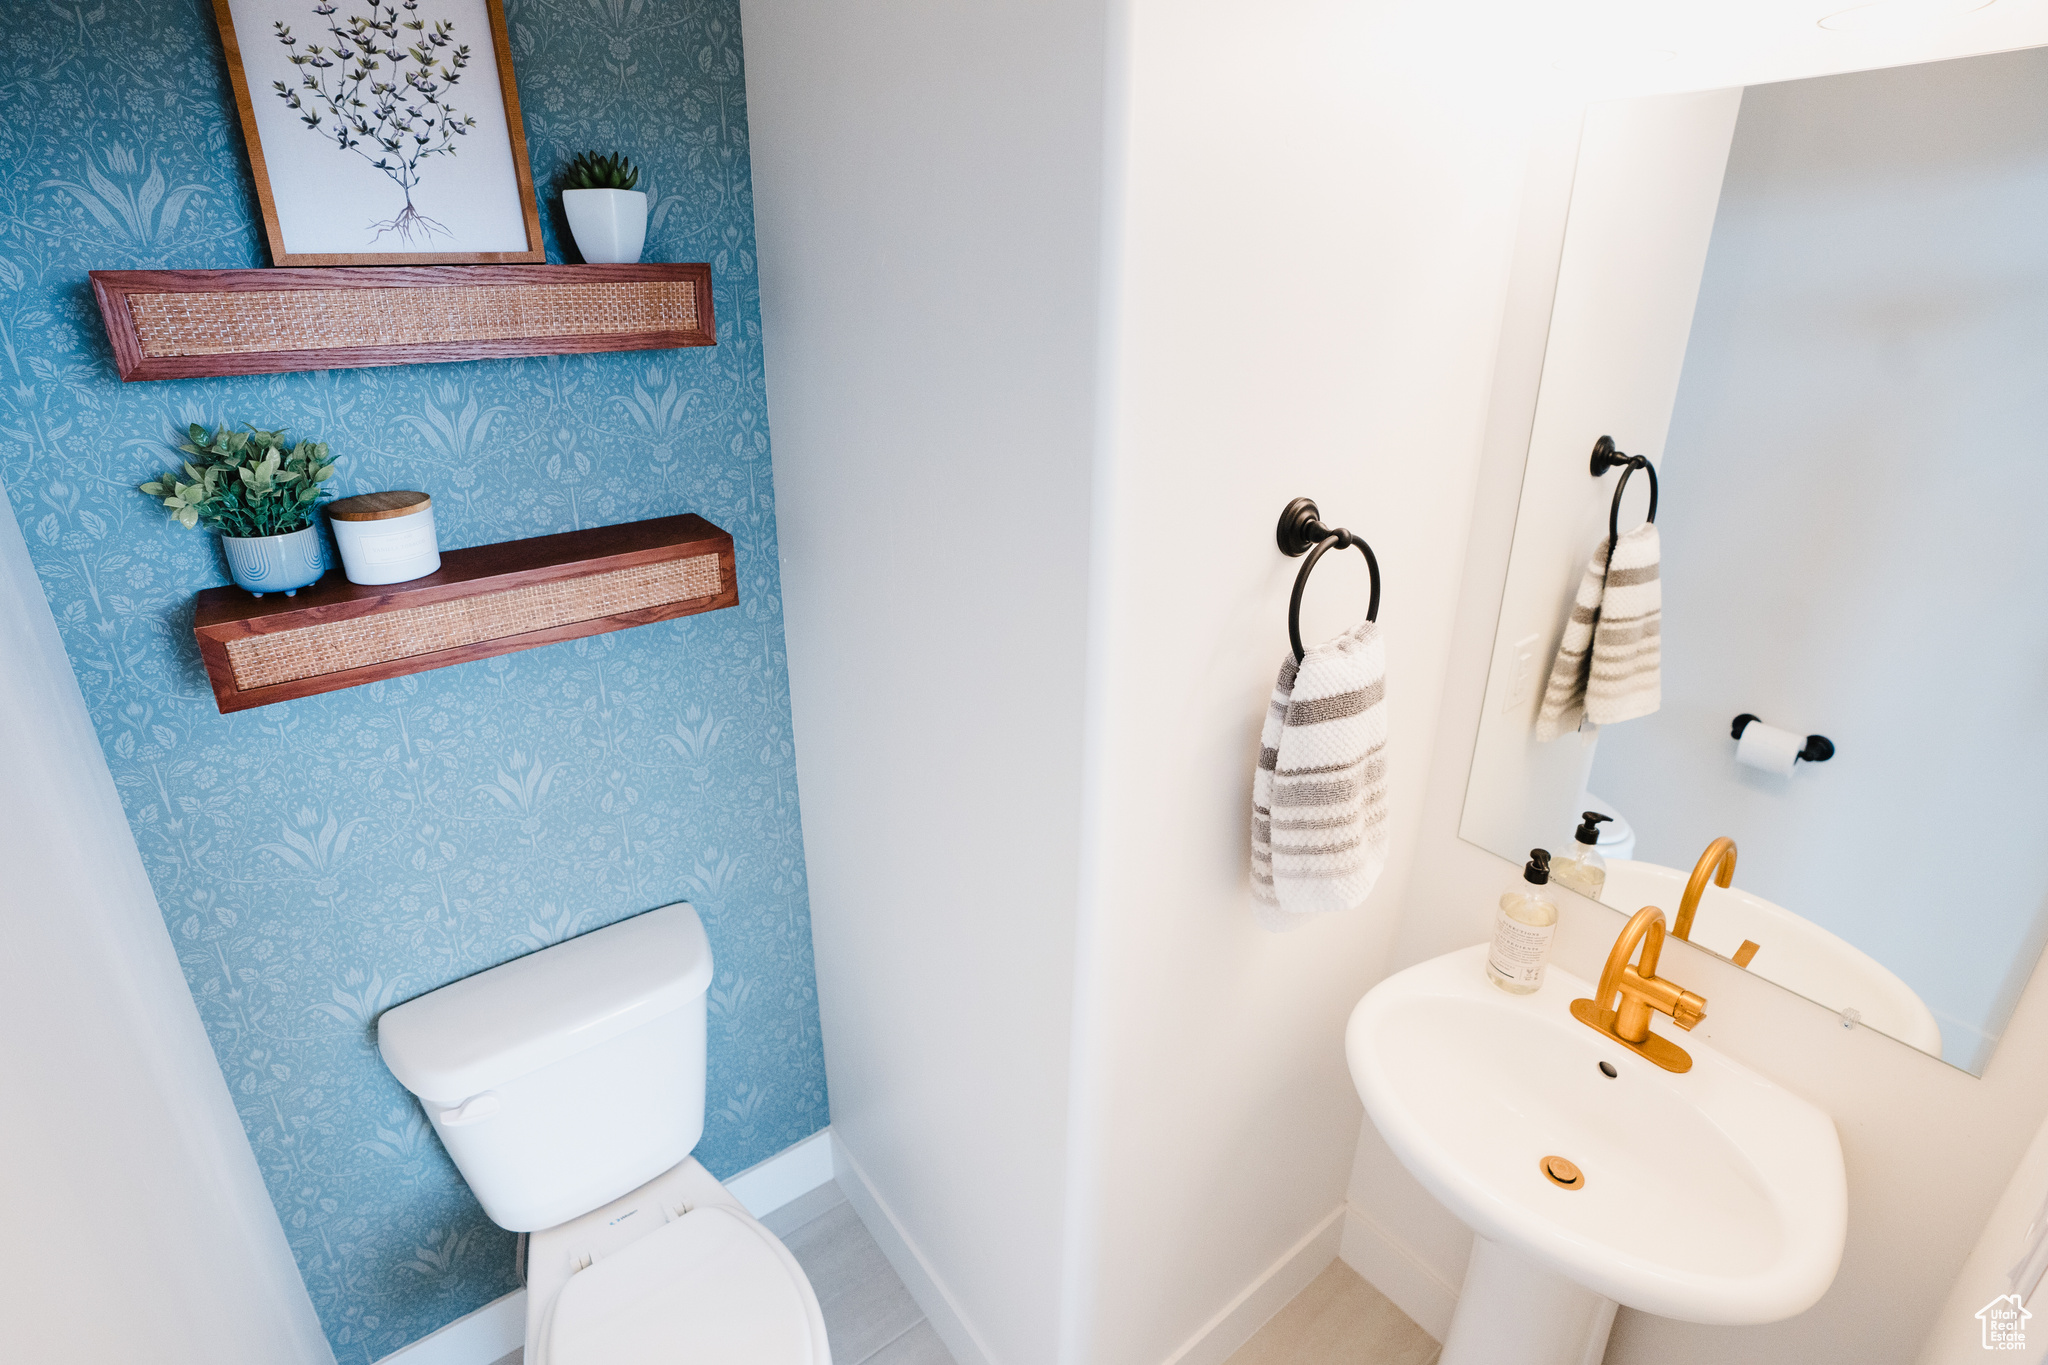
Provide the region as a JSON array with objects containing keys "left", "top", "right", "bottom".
[
  {"left": 487, "top": 1192, "right": 1431, "bottom": 1365},
  {"left": 776, "top": 1186, "right": 958, "bottom": 1365},
  {"left": 1223, "top": 1260, "right": 1440, "bottom": 1365},
  {"left": 488, "top": 1179, "right": 954, "bottom": 1365}
]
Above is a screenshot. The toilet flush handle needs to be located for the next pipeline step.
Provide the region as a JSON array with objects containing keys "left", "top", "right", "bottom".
[{"left": 439, "top": 1093, "right": 502, "bottom": 1126}]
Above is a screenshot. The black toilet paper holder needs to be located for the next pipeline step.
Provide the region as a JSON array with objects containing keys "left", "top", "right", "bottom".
[{"left": 1731, "top": 714, "right": 1835, "bottom": 764}]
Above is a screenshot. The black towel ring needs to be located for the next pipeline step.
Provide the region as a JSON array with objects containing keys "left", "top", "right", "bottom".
[
  {"left": 1590, "top": 436, "right": 1659, "bottom": 569},
  {"left": 1276, "top": 497, "right": 1381, "bottom": 663}
]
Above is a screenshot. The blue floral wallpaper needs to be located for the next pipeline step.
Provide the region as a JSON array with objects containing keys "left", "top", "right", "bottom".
[{"left": 0, "top": 2, "right": 827, "bottom": 1359}]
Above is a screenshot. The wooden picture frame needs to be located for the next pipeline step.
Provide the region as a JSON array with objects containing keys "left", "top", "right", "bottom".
[
  {"left": 210, "top": 0, "right": 546, "bottom": 266},
  {"left": 90, "top": 263, "right": 717, "bottom": 381}
]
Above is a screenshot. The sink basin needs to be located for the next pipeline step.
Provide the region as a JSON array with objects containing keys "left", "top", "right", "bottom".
[
  {"left": 1599, "top": 858, "right": 1942, "bottom": 1056},
  {"left": 1347, "top": 946, "right": 1845, "bottom": 1362}
]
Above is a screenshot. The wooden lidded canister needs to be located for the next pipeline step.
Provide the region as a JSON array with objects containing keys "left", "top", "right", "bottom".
[{"left": 327, "top": 490, "right": 441, "bottom": 586}]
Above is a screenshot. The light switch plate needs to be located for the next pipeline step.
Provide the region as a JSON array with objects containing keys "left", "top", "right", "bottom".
[{"left": 1503, "top": 633, "right": 1542, "bottom": 715}]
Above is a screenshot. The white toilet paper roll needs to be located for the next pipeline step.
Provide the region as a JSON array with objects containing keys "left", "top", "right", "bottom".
[{"left": 1735, "top": 720, "right": 1804, "bottom": 776}]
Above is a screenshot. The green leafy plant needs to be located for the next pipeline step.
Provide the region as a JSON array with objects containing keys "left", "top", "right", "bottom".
[
  {"left": 140, "top": 424, "right": 337, "bottom": 537},
  {"left": 561, "top": 151, "right": 640, "bottom": 192}
]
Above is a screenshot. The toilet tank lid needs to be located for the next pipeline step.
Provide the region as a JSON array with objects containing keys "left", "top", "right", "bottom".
[{"left": 377, "top": 904, "right": 713, "bottom": 1102}]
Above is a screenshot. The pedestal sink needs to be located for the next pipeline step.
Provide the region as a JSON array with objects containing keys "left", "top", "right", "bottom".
[{"left": 1345, "top": 945, "right": 1846, "bottom": 1365}]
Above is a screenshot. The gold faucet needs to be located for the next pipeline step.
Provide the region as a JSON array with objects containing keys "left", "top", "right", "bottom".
[
  {"left": 1571, "top": 906, "right": 1708, "bottom": 1073},
  {"left": 1674, "top": 836, "right": 1761, "bottom": 968},
  {"left": 1673, "top": 837, "right": 1735, "bottom": 941}
]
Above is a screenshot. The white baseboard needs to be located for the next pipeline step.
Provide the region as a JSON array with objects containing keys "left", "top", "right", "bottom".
[
  {"left": 1338, "top": 1206, "right": 1460, "bottom": 1343},
  {"left": 832, "top": 1131, "right": 999, "bottom": 1365},
  {"left": 373, "top": 1127, "right": 837, "bottom": 1364},
  {"left": 373, "top": 1287, "right": 527, "bottom": 1365},
  {"left": 727, "top": 1127, "right": 837, "bottom": 1218},
  {"left": 1162, "top": 1205, "right": 1346, "bottom": 1365},
  {"left": 372, "top": 1134, "right": 1432, "bottom": 1365}
]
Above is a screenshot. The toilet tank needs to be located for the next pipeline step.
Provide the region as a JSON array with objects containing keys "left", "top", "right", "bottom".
[{"left": 377, "top": 904, "right": 713, "bottom": 1233}]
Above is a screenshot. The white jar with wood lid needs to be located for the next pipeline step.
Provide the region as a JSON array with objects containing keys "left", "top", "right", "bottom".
[{"left": 327, "top": 491, "right": 441, "bottom": 585}]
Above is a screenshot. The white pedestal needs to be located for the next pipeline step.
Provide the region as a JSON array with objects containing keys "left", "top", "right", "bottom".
[{"left": 1439, "top": 1237, "right": 1618, "bottom": 1365}]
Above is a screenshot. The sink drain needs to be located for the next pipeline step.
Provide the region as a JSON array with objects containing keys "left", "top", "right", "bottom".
[{"left": 1540, "top": 1155, "right": 1585, "bottom": 1190}]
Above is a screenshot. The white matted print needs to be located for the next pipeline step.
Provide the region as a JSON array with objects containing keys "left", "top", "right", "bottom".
[{"left": 213, "top": 0, "right": 544, "bottom": 265}]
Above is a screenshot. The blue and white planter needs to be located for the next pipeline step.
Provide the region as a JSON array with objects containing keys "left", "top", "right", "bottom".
[{"left": 221, "top": 525, "right": 324, "bottom": 597}]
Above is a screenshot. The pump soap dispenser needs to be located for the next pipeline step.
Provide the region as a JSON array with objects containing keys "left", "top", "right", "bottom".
[
  {"left": 1552, "top": 811, "right": 1612, "bottom": 898},
  {"left": 1487, "top": 849, "right": 1558, "bottom": 995}
]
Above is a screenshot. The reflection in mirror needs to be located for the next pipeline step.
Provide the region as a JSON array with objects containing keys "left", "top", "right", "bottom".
[{"left": 1460, "top": 47, "right": 2048, "bottom": 1074}]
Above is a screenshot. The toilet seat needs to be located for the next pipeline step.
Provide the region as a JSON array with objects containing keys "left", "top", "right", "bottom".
[{"left": 537, "top": 1204, "right": 831, "bottom": 1365}]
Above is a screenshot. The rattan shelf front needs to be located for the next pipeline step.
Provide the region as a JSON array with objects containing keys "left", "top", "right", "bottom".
[
  {"left": 91, "top": 263, "right": 716, "bottom": 381},
  {"left": 192, "top": 514, "right": 737, "bottom": 712}
]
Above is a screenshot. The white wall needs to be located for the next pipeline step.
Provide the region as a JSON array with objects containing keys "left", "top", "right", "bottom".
[
  {"left": 743, "top": 2, "right": 1108, "bottom": 1361},
  {"left": 1335, "top": 113, "right": 1590, "bottom": 1344},
  {"left": 1587, "top": 51, "right": 2048, "bottom": 1071},
  {"left": 1065, "top": 3, "right": 1531, "bottom": 1362},
  {"left": 0, "top": 486, "right": 334, "bottom": 1365},
  {"left": 1921, "top": 1103, "right": 2048, "bottom": 1364},
  {"left": 1345, "top": 107, "right": 2048, "bottom": 1365},
  {"left": 747, "top": 1, "right": 1535, "bottom": 1360},
  {"left": 750, "top": 6, "right": 2048, "bottom": 1364},
  {"left": 1457, "top": 88, "right": 1740, "bottom": 864}
]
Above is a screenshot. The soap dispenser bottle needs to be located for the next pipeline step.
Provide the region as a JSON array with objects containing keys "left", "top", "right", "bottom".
[
  {"left": 1551, "top": 811, "right": 1612, "bottom": 898},
  {"left": 1487, "top": 849, "right": 1558, "bottom": 995}
]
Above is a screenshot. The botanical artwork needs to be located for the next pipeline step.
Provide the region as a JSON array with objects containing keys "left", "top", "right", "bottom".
[
  {"left": 216, "top": 0, "right": 538, "bottom": 260},
  {"left": 269, "top": 1, "right": 480, "bottom": 245},
  {"left": 1, "top": 2, "right": 824, "bottom": 1362}
]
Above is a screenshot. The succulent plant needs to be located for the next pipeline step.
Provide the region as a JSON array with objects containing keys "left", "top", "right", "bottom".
[
  {"left": 561, "top": 151, "right": 640, "bottom": 192},
  {"left": 140, "top": 424, "right": 337, "bottom": 538}
]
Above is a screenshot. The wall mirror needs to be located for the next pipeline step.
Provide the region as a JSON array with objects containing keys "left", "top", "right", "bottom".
[{"left": 1460, "top": 46, "right": 2048, "bottom": 1074}]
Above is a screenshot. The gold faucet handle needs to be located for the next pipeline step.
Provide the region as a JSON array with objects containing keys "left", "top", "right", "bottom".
[{"left": 1671, "top": 990, "right": 1707, "bottom": 1031}]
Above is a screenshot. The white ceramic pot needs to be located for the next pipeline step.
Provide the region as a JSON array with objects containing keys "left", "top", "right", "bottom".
[
  {"left": 563, "top": 188, "right": 648, "bottom": 264},
  {"left": 221, "top": 525, "right": 324, "bottom": 597}
]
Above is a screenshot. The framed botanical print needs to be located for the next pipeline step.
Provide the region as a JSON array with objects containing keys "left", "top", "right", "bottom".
[{"left": 210, "top": 0, "right": 546, "bottom": 266}]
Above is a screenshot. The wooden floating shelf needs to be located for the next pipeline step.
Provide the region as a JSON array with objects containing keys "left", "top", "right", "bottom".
[
  {"left": 192, "top": 514, "right": 736, "bottom": 713},
  {"left": 90, "top": 263, "right": 716, "bottom": 382}
]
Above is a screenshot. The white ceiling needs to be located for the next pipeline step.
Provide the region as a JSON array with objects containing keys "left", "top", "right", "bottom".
[{"left": 1376, "top": 0, "right": 2048, "bottom": 100}]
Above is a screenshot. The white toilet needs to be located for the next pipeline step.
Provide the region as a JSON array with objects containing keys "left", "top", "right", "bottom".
[{"left": 377, "top": 904, "right": 831, "bottom": 1365}]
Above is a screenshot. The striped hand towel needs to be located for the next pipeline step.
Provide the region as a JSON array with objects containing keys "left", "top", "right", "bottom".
[
  {"left": 1251, "top": 620, "right": 1390, "bottom": 930},
  {"left": 1534, "top": 523, "right": 1662, "bottom": 741}
]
